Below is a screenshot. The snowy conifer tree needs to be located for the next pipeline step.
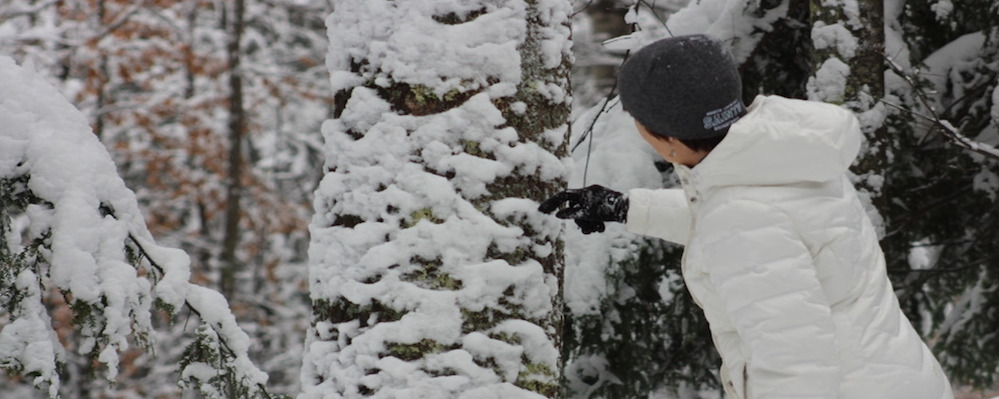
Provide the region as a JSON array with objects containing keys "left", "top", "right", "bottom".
[
  {"left": 0, "top": 56, "right": 274, "bottom": 398},
  {"left": 881, "top": 0, "right": 999, "bottom": 389},
  {"left": 1, "top": 2, "right": 331, "bottom": 395},
  {"left": 302, "top": 1, "right": 572, "bottom": 398}
]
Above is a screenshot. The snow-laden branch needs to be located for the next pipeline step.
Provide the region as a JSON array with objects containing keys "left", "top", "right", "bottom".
[
  {"left": 883, "top": 53, "right": 999, "bottom": 161},
  {"left": 0, "top": 55, "right": 272, "bottom": 398},
  {"left": 126, "top": 233, "right": 275, "bottom": 399}
]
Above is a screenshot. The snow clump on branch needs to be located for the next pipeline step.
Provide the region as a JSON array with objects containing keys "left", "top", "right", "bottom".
[{"left": 0, "top": 55, "right": 268, "bottom": 398}]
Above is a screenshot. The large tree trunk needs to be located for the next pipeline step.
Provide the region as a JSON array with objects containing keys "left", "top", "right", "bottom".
[
  {"left": 584, "top": 0, "right": 631, "bottom": 94},
  {"left": 807, "top": 0, "right": 886, "bottom": 102},
  {"left": 806, "top": 1, "right": 893, "bottom": 281},
  {"left": 302, "top": 1, "right": 572, "bottom": 398},
  {"left": 808, "top": 0, "right": 887, "bottom": 210}
]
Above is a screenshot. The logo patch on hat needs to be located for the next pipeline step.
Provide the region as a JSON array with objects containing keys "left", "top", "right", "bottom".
[{"left": 703, "top": 100, "right": 746, "bottom": 131}]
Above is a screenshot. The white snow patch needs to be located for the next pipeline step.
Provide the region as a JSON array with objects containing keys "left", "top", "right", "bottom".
[
  {"left": 811, "top": 21, "right": 858, "bottom": 59},
  {"left": 807, "top": 57, "right": 850, "bottom": 102},
  {"left": 930, "top": 0, "right": 954, "bottom": 21},
  {"left": 922, "top": 32, "right": 987, "bottom": 112},
  {"left": 973, "top": 168, "right": 999, "bottom": 201},
  {"left": 908, "top": 240, "right": 943, "bottom": 270},
  {"left": 992, "top": 84, "right": 999, "bottom": 124},
  {"left": 0, "top": 271, "right": 64, "bottom": 397},
  {"left": 661, "top": 0, "right": 789, "bottom": 64},
  {"left": 325, "top": 1, "right": 528, "bottom": 97},
  {"left": 819, "top": 0, "right": 862, "bottom": 29}
]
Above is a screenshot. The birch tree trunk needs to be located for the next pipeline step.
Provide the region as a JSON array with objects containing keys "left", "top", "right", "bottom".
[{"left": 302, "top": 1, "right": 572, "bottom": 398}]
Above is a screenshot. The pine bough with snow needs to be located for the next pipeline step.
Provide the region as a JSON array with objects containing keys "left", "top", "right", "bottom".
[{"left": 0, "top": 56, "right": 273, "bottom": 399}]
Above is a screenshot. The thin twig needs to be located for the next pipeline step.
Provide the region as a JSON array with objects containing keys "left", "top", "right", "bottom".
[
  {"left": 571, "top": 87, "right": 620, "bottom": 154},
  {"left": 572, "top": 62, "right": 624, "bottom": 186},
  {"left": 92, "top": 2, "right": 148, "bottom": 42},
  {"left": 571, "top": 0, "right": 598, "bottom": 17},
  {"left": 636, "top": 0, "right": 674, "bottom": 33}
]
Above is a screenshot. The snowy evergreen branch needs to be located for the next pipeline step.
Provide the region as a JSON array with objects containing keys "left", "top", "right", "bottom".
[
  {"left": 883, "top": 54, "right": 999, "bottom": 161},
  {"left": 123, "top": 232, "right": 279, "bottom": 399},
  {"left": 0, "top": 55, "right": 274, "bottom": 399},
  {"left": 881, "top": 98, "right": 999, "bottom": 161}
]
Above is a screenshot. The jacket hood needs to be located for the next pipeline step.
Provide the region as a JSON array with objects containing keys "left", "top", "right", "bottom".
[{"left": 692, "top": 95, "right": 862, "bottom": 188}]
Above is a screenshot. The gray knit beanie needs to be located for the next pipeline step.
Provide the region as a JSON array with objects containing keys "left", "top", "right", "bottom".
[{"left": 618, "top": 34, "right": 746, "bottom": 140}]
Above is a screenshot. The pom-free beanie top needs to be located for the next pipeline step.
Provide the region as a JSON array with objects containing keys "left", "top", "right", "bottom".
[{"left": 618, "top": 34, "right": 746, "bottom": 140}]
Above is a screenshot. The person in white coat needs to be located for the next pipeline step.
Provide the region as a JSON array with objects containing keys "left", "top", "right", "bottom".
[{"left": 539, "top": 34, "right": 954, "bottom": 399}]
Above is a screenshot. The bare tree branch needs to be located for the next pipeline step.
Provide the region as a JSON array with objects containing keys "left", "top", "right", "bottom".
[
  {"left": 0, "top": 0, "right": 59, "bottom": 22},
  {"left": 92, "top": 2, "right": 148, "bottom": 41}
]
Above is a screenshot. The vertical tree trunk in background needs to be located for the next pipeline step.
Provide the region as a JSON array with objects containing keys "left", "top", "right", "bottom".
[
  {"left": 846, "top": 0, "right": 886, "bottom": 100},
  {"left": 808, "top": 0, "right": 887, "bottom": 222},
  {"left": 808, "top": 0, "right": 886, "bottom": 107},
  {"left": 220, "top": 0, "right": 246, "bottom": 298},
  {"left": 93, "top": 0, "right": 108, "bottom": 139},
  {"left": 182, "top": 2, "right": 214, "bottom": 271},
  {"left": 585, "top": 0, "right": 631, "bottom": 93},
  {"left": 302, "top": 1, "right": 572, "bottom": 398},
  {"left": 183, "top": 3, "right": 197, "bottom": 100},
  {"left": 740, "top": 0, "right": 813, "bottom": 101}
]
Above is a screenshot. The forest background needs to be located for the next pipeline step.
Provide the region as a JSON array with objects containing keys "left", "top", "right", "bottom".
[{"left": 1, "top": 0, "right": 998, "bottom": 398}]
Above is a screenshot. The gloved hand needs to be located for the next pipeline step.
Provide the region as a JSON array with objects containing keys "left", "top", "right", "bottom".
[{"left": 538, "top": 185, "right": 629, "bottom": 234}]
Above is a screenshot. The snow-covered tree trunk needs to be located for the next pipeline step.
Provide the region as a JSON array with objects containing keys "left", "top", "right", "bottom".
[
  {"left": 807, "top": 0, "right": 885, "bottom": 106},
  {"left": 302, "top": 1, "right": 572, "bottom": 398},
  {"left": 807, "top": 0, "right": 888, "bottom": 223}
]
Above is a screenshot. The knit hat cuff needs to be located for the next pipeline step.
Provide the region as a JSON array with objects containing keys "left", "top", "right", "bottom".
[{"left": 702, "top": 99, "right": 746, "bottom": 134}]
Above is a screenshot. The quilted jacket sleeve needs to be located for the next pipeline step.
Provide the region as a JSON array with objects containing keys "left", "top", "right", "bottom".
[
  {"left": 625, "top": 188, "right": 691, "bottom": 244},
  {"left": 698, "top": 199, "right": 839, "bottom": 399}
]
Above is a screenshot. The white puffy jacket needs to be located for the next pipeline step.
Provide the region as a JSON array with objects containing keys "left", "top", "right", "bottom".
[{"left": 626, "top": 95, "right": 953, "bottom": 399}]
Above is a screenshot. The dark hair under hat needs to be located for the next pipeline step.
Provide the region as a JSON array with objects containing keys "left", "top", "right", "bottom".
[{"left": 617, "top": 34, "right": 746, "bottom": 140}]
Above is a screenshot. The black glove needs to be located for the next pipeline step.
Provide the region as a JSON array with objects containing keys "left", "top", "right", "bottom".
[{"left": 538, "top": 185, "right": 629, "bottom": 234}]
